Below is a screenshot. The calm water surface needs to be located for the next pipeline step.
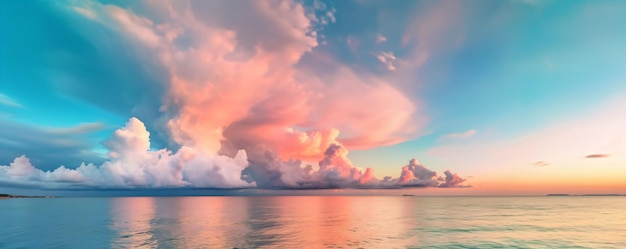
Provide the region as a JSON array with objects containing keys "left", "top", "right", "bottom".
[{"left": 1, "top": 196, "right": 625, "bottom": 248}]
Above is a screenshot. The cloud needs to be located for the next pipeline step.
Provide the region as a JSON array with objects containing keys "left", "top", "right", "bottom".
[
  {"left": 240, "top": 143, "right": 370, "bottom": 189},
  {"left": 0, "top": 119, "right": 107, "bottom": 171},
  {"left": 439, "top": 170, "right": 467, "bottom": 188},
  {"left": 0, "top": 93, "right": 23, "bottom": 108},
  {"left": 376, "top": 52, "right": 397, "bottom": 71},
  {"left": 0, "top": 0, "right": 417, "bottom": 163},
  {"left": 47, "top": 122, "right": 106, "bottom": 135},
  {"left": 398, "top": 159, "right": 439, "bottom": 187},
  {"left": 376, "top": 34, "right": 387, "bottom": 44},
  {"left": 0, "top": 118, "right": 252, "bottom": 189},
  {"left": 401, "top": 1, "right": 465, "bottom": 69},
  {"left": 533, "top": 161, "right": 550, "bottom": 167},
  {"left": 442, "top": 129, "right": 477, "bottom": 140},
  {"left": 72, "top": 6, "right": 97, "bottom": 20},
  {"left": 585, "top": 154, "right": 611, "bottom": 158},
  {"left": 0, "top": 118, "right": 469, "bottom": 189},
  {"left": 242, "top": 143, "right": 469, "bottom": 189},
  {"left": 311, "top": 0, "right": 336, "bottom": 25},
  {"left": 66, "top": 0, "right": 418, "bottom": 154},
  {"left": 0, "top": 1, "right": 468, "bottom": 190}
]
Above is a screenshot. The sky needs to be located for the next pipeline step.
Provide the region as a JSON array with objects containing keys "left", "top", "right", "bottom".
[{"left": 0, "top": 0, "right": 625, "bottom": 195}]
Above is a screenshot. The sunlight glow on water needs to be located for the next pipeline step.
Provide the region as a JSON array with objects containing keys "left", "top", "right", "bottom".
[{"left": 1, "top": 196, "right": 625, "bottom": 248}]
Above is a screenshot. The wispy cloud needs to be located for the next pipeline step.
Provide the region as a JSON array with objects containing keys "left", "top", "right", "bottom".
[
  {"left": 376, "top": 34, "right": 387, "bottom": 44},
  {"left": 401, "top": 1, "right": 464, "bottom": 69},
  {"left": 585, "top": 154, "right": 611, "bottom": 158},
  {"left": 442, "top": 129, "right": 477, "bottom": 140},
  {"left": 0, "top": 93, "right": 23, "bottom": 108},
  {"left": 533, "top": 161, "right": 550, "bottom": 167},
  {"left": 0, "top": 119, "right": 107, "bottom": 171},
  {"left": 72, "top": 6, "right": 97, "bottom": 20},
  {"left": 47, "top": 122, "right": 107, "bottom": 135}
]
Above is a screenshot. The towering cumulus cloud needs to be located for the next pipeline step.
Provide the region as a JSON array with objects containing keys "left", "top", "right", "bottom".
[
  {"left": 0, "top": 118, "right": 251, "bottom": 189},
  {"left": 0, "top": 0, "right": 467, "bottom": 189}
]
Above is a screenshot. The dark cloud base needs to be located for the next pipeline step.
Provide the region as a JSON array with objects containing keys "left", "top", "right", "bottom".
[
  {"left": 585, "top": 154, "right": 610, "bottom": 158},
  {"left": 0, "top": 187, "right": 471, "bottom": 198}
]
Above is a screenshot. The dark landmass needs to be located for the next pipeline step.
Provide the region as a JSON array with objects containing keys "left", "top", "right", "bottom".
[
  {"left": 546, "top": 194, "right": 570, "bottom": 196},
  {"left": 581, "top": 194, "right": 623, "bottom": 196},
  {"left": 0, "top": 194, "right": 55, "bottom": 199}
]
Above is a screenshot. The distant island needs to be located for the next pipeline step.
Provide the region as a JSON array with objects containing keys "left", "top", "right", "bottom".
[
  {"left": 0, "top": 194, "right": 55, "bottom": 199},
  {"left": 547, "top": 194, "right": 625, "bottom": 196}
]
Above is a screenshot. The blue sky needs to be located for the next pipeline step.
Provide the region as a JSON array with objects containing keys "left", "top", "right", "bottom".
[{"left": 1, "top": 0, "right": 625, "bottom": 194}]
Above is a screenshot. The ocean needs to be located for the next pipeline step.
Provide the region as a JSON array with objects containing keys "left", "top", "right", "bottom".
[{"left": 1, "top": 196, "right": 624, "bottom": 248}]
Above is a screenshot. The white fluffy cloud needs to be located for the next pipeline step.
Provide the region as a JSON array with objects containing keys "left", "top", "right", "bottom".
[{"left": 0, "top": 118, "right": 252, "bottom": 189}]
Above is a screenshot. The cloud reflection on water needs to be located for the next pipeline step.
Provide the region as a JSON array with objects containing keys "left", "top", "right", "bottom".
[{"left": 108, "top": 196, "right": 420, "bottom": 248}]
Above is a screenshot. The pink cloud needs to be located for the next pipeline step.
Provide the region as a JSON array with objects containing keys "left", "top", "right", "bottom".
[
  {"left": 400, "top": 1, "right": 465, "bottom": 69},
  {"left": 99, "top": 0, "right": 419, "bottom": 158},
  {"left": 376, "top": 34, "right": 387, "bottom": 44},
  {"left": 439, "top": 170, "right": 467, "bottom": 188},
  {"left": 0, "top": 0, "right": 472, "bottom": 190},
  {"left": 442, "top": 129, "right": 477, "bottom": 140}
]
